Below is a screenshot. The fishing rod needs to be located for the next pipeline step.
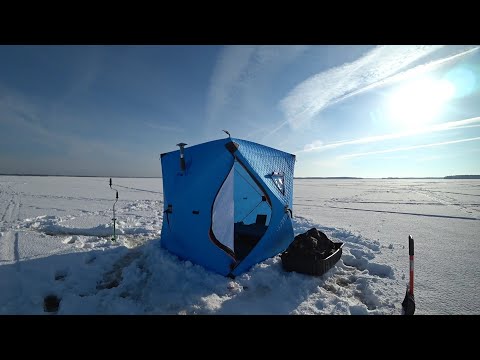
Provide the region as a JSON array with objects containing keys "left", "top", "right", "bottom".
[{"left": 109, "top": 178, "right": 119, "bottom": 242}]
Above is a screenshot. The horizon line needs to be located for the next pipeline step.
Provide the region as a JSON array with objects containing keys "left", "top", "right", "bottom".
[{"left": 1, "top": 174, "right": 480, "bottom": 180}]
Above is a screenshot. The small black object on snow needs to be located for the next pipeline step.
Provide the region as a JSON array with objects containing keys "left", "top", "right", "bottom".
[{"left": 43, "top": 294, "right": 61, "bottom": 313}]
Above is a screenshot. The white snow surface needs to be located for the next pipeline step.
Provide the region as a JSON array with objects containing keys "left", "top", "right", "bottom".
[{"left": 0, "top": 176, "right": 478, "bottom": 314}]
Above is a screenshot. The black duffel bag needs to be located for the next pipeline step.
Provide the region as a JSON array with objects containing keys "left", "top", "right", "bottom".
[{"left": 280, "top": 228, "right": 343, "bottom": 276}]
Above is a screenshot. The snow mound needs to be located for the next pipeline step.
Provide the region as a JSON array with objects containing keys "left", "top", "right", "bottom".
[{"left": 23, "top": 215, "right": 155, "bottom": 238}]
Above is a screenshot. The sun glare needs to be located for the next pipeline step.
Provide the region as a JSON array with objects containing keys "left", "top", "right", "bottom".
[{"left": 388, "top": 77, "right": 455, "bottom": 129}]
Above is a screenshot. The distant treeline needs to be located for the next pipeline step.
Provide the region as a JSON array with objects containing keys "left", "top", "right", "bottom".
[
  {"left": 444, "top": 175, "right": 480, "bottom": 179},
  {"left": 294, "top": 177, "right": 362, "bottom": 179},
  {"left": 0, "top": 174, "right": 162, "bottom": 178},
  {"left": 382, "top": 177, "right": 443, "bottom": 179}
]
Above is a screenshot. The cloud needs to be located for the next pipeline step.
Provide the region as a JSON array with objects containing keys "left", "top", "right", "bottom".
[
  {"left": 259, "top": 120, "right": 290, "bottom": 142},
  {"left": 65, "top": 47, "right": 104, "bottom": 97},
  {"left": 0, "top": 97, "right": 157, "bottom": 176},
  {"left": 303, "top": 140, "right": 324, "bottom": 152},
  {"left": 341, "top": 137, "right": 480, "bottom": 159},
  {"left": 206, "top": 45, "right": 309, "bottom": 133},
  {"left": 144, "top": 121, "right": 184, "bottom": 132},
  {"left": 206, "top": 46, "right": 256, "bottom": 125},
  {"left": 0, "top": 91, "right": 131, "bottom": 159},
  {"left": 280, "top": 45, "right": 479, "bottom": 131},
  {"left": 301, "top": 116, "right": 480, "bottom": 153},
  {"left": 0, "top": 91, "right": 52, "bottom": 140},
  {"left": 338, "top": 46, "right": 480, "bottom": 102}
]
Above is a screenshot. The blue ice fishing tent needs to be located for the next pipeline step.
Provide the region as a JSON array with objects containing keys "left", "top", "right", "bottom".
[{"left": 159, "top": 137, "right": 295, "bottom": 277}]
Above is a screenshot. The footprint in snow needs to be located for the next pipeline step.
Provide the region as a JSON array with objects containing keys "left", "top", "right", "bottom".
[
  {"left": 54, "top": 269, "right": 68, "bottom": 281},
  {"left": 62, "top": 235, "right": 77, "bottom": 244},
  {"left": 84, "top": 254, "right": 96, "bottom": 264}
]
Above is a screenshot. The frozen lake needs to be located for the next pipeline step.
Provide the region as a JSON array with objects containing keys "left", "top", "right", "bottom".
[
  {"left": 1, "top": 176, "right": 478, "bottom": 314},
  {"left": 294, "top": 178, "right": 480, "bottom": 315}
]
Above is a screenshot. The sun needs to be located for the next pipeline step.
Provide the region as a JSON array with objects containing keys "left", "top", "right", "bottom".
[{"left": 387, "top": 76, "right": 455, "bottom": 129}]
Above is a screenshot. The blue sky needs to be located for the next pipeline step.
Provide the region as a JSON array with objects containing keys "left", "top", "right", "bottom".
[{"left": 1, "top": 45, "right": 479, "bottom": 177}]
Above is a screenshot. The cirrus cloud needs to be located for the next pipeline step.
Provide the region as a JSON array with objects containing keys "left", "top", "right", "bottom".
[{"left": 280, "top": 45, "right": 479, "bottom": 131}]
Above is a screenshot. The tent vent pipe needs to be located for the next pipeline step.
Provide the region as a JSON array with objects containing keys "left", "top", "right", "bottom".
[{"left": 176, "top": 143, "right": 187, "bottom": 171}]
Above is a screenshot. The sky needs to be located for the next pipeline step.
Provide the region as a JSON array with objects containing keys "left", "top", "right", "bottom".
[{"left": 1, "top": 45, "right": 479, "bottom": 178}]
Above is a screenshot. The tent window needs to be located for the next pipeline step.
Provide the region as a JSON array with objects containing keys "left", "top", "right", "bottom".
[
  {"left": 211, "top": 165, "right": 235, "bottom": 254},
  {"left": 211, "top": 160, "right": 272, "bottom": 262},
  {"left": 271, "top": 171, "right": 285, "bottom": 195},
  {"left": 233, "top": 161, "right": 271, "bottom": 261}
]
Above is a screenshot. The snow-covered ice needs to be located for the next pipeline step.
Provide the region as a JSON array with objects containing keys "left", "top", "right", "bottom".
[{"left": 0, "top": 176, "right": 478, "bottom": 314}]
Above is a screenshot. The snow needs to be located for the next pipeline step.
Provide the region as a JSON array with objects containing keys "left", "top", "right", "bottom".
[{"left": 0, "top": 175, "right": 478, "bottom": 314}]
